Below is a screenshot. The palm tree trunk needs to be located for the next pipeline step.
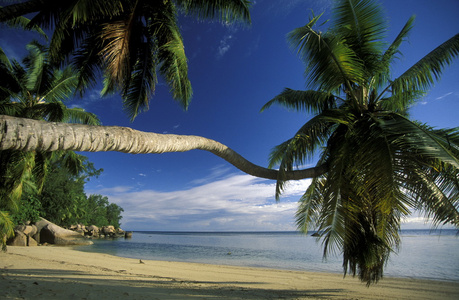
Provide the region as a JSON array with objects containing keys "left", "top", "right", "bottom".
[{"left": 0, "top": 115, "right": 326, "bottom": 180}]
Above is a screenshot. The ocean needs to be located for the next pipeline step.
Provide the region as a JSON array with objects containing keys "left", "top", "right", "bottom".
[{"left": 76, "top": 229, "right": 459, "bottom": 281}]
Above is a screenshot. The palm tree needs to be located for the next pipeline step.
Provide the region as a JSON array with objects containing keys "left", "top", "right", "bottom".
[
  {"left": 0, "top": 114, "right": 326, "bottom": 181},
  {"left": 0, "top": 41, "right": 100, "bottom": 249},
  {"left": 260, "top": 0, "right": 459, "bottom": 284},
  {"left": 0, "top": 0, "right": 252, "bottom": 120}
]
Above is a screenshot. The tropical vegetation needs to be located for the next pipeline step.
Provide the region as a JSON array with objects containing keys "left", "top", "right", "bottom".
[
  {"left": 0, "top": 0, "right": 252, "bottom": 249},
  {"left": 14, "top": 157, "right": 124, "bottom": 229},
  {"left": 261, "top": 0, "right": 459, "bottom": 284},
  {"left": 0, "top": 40, "right": 100, "bottom": 249},
  {"left": 0, "top": 0, "right": 252, "bottom": 120},
  {"left": 0, "top": 0, "right": 458, "bottom": 286}
]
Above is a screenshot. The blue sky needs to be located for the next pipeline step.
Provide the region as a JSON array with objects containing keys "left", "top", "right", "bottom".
[{"left": 2, "top": 0, "right": 458, "bottom": 231}]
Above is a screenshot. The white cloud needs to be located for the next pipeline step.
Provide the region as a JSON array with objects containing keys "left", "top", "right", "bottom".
[
  {"left": 435, "top": 92, "right": 453, "bottom": 100},
  {"left": 87, "top": 170, "right": 453, "bottom": 231},
  {"left": 87, "top": 171, "right": 311, "bottom": 231},
  {"left": 217, "top": 34, "right": 233, "bottom": 58}
]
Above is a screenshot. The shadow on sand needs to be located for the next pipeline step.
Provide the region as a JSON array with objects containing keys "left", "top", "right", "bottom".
[{"left": 1, "top": 268, "right": 344, "bottom": 299}]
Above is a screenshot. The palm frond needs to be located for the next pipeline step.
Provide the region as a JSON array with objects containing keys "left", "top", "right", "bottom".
[
  {"left": 99, "top": 17, "right": 134, "bottom": 89},
  {"left": 39, "top": 68, "right": 78, "bottom": 103},
  {"left": 155, "top": 3, "right": 192, "bottom": 110},
  {"left": 24, "top": 41, "right": 48, "bottom": 92},
  {"left": 261, "top": 89, "right": 337, "bottom": 114},
  {"left": 371, "top": 15, "right": 415, "bottom": 96},
  {"left": 381, "top": 115, "right": 459, "bottom": 169},
  {"left": 272, "top": 115, "right": 336, "bottom": 198},
  {"left": 332, "top": 0, "right": 386, "bottom": 67},
  {"left": 0, "top": 210, "right": 15, "bottom": 251},
  {"left": 0, "top": 47, "right": 22, "bottom": 101},
  {"left": 380, "top": 15, "right": 415, "bottom": 70},
  {"left": 47, "top": 18, "right": 87, "bottom": 66},
  {"left": 64, "top": 0, "right": 123, "bottom": 26},
  {"left": 296, "top": 151, "right": 330, "bottom": 233},
  {"left": 72, "top": 34, "right": 104, "bottom": 94},
  {"left": 121, "top": 37, "right": 158, "bottom": 121},
  {"left": 0, "top": 46, "right": 13, "bottom": 71},
  {"left": 27, "top": 102, "right": 65, "bottom": 121},
  {"left": 3, "top": 14, "right": 48, "bottom": 39},
  {"left": 288, "top": 14, "right": 365, "bottom": 94},
  {"left": 63, "top": 107, "right": 101, "bottom": 125},
  {"left": 52, "top": 151, "right": 87, "bottom": 176},
  {"left": 411, "top": 167, "right": 459, "bottom": 228},
  {"left": 390, "top": 33, "right": 459, "bottom": 105}
]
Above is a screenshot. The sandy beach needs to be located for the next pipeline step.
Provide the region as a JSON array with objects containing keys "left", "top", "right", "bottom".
[{"left": 1, "top": 246, "right": 458, "bottom": 299}]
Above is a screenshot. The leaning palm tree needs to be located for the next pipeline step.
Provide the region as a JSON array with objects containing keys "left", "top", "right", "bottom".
[
  {"left": 0, "top": 0, "right": 252, "bottom": 120},
  {"left": 261, "top": 0, "right": 459, "bottom": 284},
  {"left": 0, "top": 41, "right": 100, "bottom": 249}
]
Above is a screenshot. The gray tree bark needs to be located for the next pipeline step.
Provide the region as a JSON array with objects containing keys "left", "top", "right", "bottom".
[{"left": 0, "top": 115, "right": 327, "bottom": 180}]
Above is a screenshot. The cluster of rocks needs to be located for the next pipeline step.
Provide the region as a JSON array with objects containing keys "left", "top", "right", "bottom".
[
  {"left": 66, "top": 224, "right": 132, "bottom": 239},
  {"left": 7, "top": 217, "right": 132, "bottom": 247}
]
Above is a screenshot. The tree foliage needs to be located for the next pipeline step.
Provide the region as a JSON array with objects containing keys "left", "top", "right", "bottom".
[
  {"left": 262, "top": 0, "right": 459, "bottom": 285},
  {"left": 0, "top": 0, "right": 252, "bottom": 120},
  {"left": 33, "top": 157, "right": 123, "bottom": 228},
  {"left": 8, "top": 155, "right": 124, "bottom": 228},
  {"left": 0, "top": 39, "right": 102, "bottom": 249}
]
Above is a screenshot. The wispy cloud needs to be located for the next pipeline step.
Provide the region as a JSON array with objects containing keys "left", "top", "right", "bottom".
[
  {"left": 69, "top": 88, "right": 104, "bottom": 110},
  {"left": 417, "top": 91, "right": 456, "bottom": 106},
  {"left": 162, "top": 123, "right": 181, "bottom": 134},
  {"left": 87, "top": 170, "right": 449, "bottom": 231},
  {"left": 87, "top": 172, "right": 311, "bottom": 231},
  {"left": 435, "top": 92, "right": 453, "bottom": 100},
  {"left": 216, "top": 33, "right": 234, "bottom": 58}
]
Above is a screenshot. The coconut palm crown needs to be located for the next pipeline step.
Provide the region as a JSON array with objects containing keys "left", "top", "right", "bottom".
[
  {"left": 0, "top": 0, "right": 252, "bottom": 120},
  {"left": 261, "top": 0, "right": 459, "bottom": 284}
]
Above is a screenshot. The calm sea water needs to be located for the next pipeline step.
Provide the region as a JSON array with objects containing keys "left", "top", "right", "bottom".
[{"left": 76, "top": 230, "right": 459, "bottom": 281}]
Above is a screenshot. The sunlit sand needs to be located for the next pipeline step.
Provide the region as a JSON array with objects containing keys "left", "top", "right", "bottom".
[{"left": 1, "top": 246, "right": 458, "bottom": 299}]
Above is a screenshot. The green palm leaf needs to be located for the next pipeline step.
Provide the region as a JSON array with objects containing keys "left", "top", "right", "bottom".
[
  {"left": 39, "top": 69, "right": 78, "bottom": 103},
  {"left": 333, "top": 0, "right": 386, "bottom": 69},
  {"left": 0, "top": 210, "right": 15, "bottom": 251},
  {"left": 381, "top": 115, "right": 459, "bottom": 168},
  {"left": 121, "top": 37, "right": 158, "bottom": 121},
  {"left": 261, "top": 89, "right": 337, "bottom": 114},
  {"left": 0, "top": 0, "right": 253, "bottom": 120},
  {"left": 288, "top": 15, "right": 365, "bottom": 95},
  {"left": 63, "top": 107, "right": 100, "bottom": 126},
  {"left": 156, "top": 8, "right": 192, "bottom": 110},
  {"left": 390, "top": 33, "right": 459, "bottom": 107}
]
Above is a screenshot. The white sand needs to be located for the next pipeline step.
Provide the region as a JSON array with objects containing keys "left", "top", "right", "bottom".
[{"left": 1, "top": 246, "right": 458, "bottom": 299}]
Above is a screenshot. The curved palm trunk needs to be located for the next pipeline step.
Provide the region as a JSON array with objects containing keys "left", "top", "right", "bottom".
[{"left": 0, "top": 115, "right": 326, "bottom": 180}]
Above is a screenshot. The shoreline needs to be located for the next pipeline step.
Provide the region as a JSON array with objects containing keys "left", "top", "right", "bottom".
[{"left": 1, "top": 246, "right": 459, "bottom": 299}]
